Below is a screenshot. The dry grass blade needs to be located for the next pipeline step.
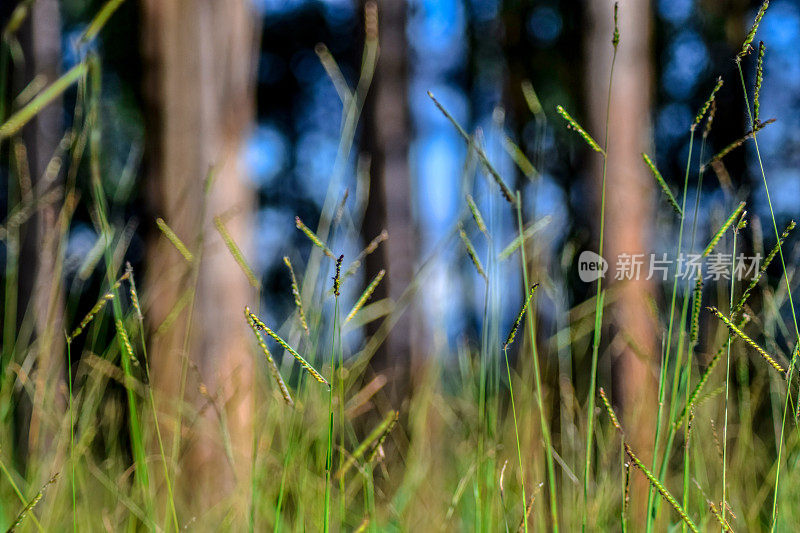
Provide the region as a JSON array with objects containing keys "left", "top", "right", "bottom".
[
  {"left": 244, "top": 307, "right": 293, "bottom": 406},
  {"left": 708, "top": 306, "right": 785, "bottom": 373},
  {"left": 516, "top": 484, "right": 543, "bottom": 533},
  {"left": 344, "top": 229, "right": 388, "bottom": 279},
  {"left": 247, "top": 310, "right": 329, "bottom": 387},
  {"left": 0, "top": 63, "right": 87, "bottom": 139},
  {"left": 353, "top": 517, "right": 369, "bottom": 533},
  {"left": 155, "top": 217, "right": 193, "bottom": 262},
  {"left": 214, "top": 215, "right": 261, "bottom": 290},
  {"left": 336, "top": 410, "right": 398, "bottom": 479},
  {"left": 521, "top": 80, "right": 544, "bottom": 119},
  {"left": 345, "top": 269, "right": 385, "bottom": 324},
  {"left": 314, "top": 42, "right": 352, "bottom": 104},
  {"left": 283, "top": 257, "right": 309, "bottom": 335},
  {"left": 6, "top": 473, "right": 58, "bottom": 533},
  {"left": 295, "top": 216, "right": 335, "bottom": 258},
  {"left": 642, "top": 153, "right": 682, "bottom": 216},
  {"left": 498, "top": 216, "right": 551, "bottom": 261},
  {"left": 624, "top": 443, "right": 699, "bottom": 533},
  {"left": 504, "top": 136, "right": 538, "bottom": 181},
  {"left": 427, "top": 91, "right": 516, "bottom": 204},
  {"left": 79, "top": 0, "right": 126, "bottom": 43}
]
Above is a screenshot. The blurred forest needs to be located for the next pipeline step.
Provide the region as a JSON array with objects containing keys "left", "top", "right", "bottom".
[{"left": 2, "top": 0, "right": 800, "bottom": 530}]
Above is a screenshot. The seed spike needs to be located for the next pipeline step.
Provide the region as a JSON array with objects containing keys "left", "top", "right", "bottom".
[
  {"left": 466, "top": 194, "right": 489, "bottom": 236},
  {"left": 707, "top": 118, "right": 775, "bottom": 166},
  {"left": 754, "top": 41, "right": 766, "bottom": 125},
  {"left": 739, "top": 0, "right": 769, "bottom": 59},
  {"left": 690, "top": 276, "right": 703, "bottom": 344},
  {"left": 734, "top": 220, "right": 795, "bottom": 318},
  {"left": 283, "top": 257, "right": 309, "bottom": 336},
  {"left": 295, "top": 216, "right": 335, "bottom": 258},
  {"left": 345, "top": 269, "right": 385, "bottom": 324},
  {"left": 244, "top": 307, "right": 293, "bottom": 406},
  {"left": 599, "top": 387, "right": 623, "bottom": 434},
  {"left": 459, "top": 223, "right": 487, "bottom": 281},
  {"left": 642, "top": 153, "right": 682, "bottom": 216},
  {"left": 214, "top": 215, "right": 261, "bottom": 290},
  {"left": 67, "top": 270, "right": 130, "bottom": 342},
  {"left": 336, "top": 410, "right": 398, "bottom": 479},
  {"left": 504, "top": 283, "right": 539, "bottom": 349},
  {"left": 248, "top": 310, "right": 329, "bottom": 386},
  {"left": 155, "top": 217, "right": 193, "bottom": 262},
  {"left": 427, "top": 91, "right": 516, "bottom": 204},
  {"left": 556, "top": 105, "right": 605, "bottom": 155},
  {"left": 624, "top": 443, "right": 700, "bottom": 533},
  {"left": 333, "top": 254, "right": 344, "bottom": 296},
  {"left": 708, "top": 306, "right": 785, "bottom": 373},
  {"left": 702, "top": 201, "right": 746, "bottom": 257},
  {"left": 693, "top": 76, "right": 723, "bottom": 128}
]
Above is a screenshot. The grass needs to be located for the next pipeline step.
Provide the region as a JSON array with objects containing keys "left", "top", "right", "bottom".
[{"left": 3, "top": 0, "right": 800, "bottom": 530}]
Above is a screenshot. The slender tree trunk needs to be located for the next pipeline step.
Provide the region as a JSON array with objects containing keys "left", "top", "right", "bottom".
[
  {"left": 16, "top": 0, "right": 66, "bottom": 462},
  {"left": 361, "top": 0, "right": 417, "bottom": 400},
  {"left": 586, "top": 0, "right": 656, "bottom": 526},
  {"left": 141, "top": 0, "right": 257, "bottom": 514}
]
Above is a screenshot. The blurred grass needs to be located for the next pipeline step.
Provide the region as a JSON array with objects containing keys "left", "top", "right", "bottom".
[{"left": 1, "top": 1, "right": 800, "bottom": 531}]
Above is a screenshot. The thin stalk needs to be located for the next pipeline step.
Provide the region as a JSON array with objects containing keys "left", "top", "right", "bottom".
[
  {"left": 582, "top": 34, "right": 618, "bottom": 533},
  {"left": 681, "top": 135, "right": 709, "bottom": 530},
  {"left": 503, "top": 346, "right": 527, "bottom": 533},
  {"left": 323, "top": 299, "right": 339, "bottom": 533},
  {"left": 516, "top": 193, "right": 558, "bottom": 531},
  {"left": 721, "top": 225, "right": 739, "bottom": 523},
  {"left": 67, "top": 339, "right": 76, "bottom": 532},
  {"left": 128, "top": 271, "right": 179, "bottom": 532},
  {"left": 735, "top": 60, "right": 800, "bottom": 531},
  {"left": 646, "top": 131, "right": 695, "bottom": 533}
]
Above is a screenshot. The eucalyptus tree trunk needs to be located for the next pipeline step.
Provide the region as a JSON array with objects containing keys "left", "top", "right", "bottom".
[
  {"left": 141, "top": 0, "right": 257, "bottom": 512},
  {"left": 361, "top": 0, "right": 418, "bottom": 399},
  {"left": 585, "top": 0, "right": 656, "bottom": 525},
  {"left": 16, "top": 0, "right": 67, "bottom": 462}
]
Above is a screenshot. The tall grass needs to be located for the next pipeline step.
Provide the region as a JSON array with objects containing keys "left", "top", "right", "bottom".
[{"left": 3, "top": 1, "right": 800, "bottom": 531}]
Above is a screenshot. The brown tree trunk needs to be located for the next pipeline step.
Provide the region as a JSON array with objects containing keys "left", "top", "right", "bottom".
[
  {"left": 16, "top": 0, "right": 66, "bottom": 462},
  {"left": 361, "top": 0, "right": 417, "bottom": 401},
  {"left": 140, "top": 0, "right": 257, "bottom": 515},
  {"left": 585, "top": 0, "right": 656, "bottom": 526}
]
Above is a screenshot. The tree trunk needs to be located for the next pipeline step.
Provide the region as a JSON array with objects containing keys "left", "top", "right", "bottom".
[
  {"left": 585, "top": 0, "right": 656, "bottom": 526},
  {"left": 140, "top": 0, "right": 257, "bottom": 515},
  {"left": 16, "top": 0, "right": 66, "bottom": 462},
  {"left": 360, "top": 0, "right": 417, "bottom": 401}
]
